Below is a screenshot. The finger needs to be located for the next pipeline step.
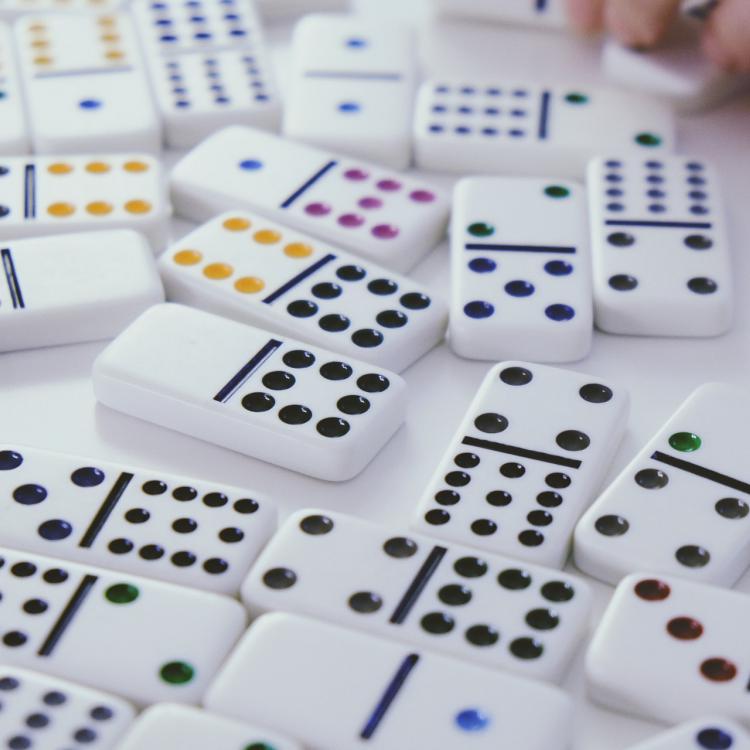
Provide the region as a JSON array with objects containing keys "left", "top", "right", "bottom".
[
  {"left": 564, "top": 0, "right": 605, "bottom": 33},
  {"left": 702, "top": 0, "right": 750, "bottom": 72},
  {"left": 605, "top": 0, "right": 682, "bottom": 48}
]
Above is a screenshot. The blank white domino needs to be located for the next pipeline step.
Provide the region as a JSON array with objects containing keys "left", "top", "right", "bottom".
[
  {"left": 588, "top": 155, "right": 732, "bottom": 337},
  {"left": 0, "top": 547, "right": 245, "bottom": 705},
  {"left": 432, "top": 0, "right": 566, "bottom": 28},
  {"left": 159, "top": 211, "right": 447, "bottom": 372},
  {"left": 412, "top": 362, "right": 628, "bottom": 569},
  {"left": 626, "top": 718, "right": 750, "bottom": 750},
  {"left": 449, "top": 177, "right": 591, "bottom": 362},
  {"left": 0, "top": 444, "right": 276, "bottom": 594},
  {"left": 284, "top": 14, "right": 417, "bottom": 169},
  {"left": 414, "top": 80, "right": 675, "bottom": 178},
  {"left": 132, "top": 0, "right": 280, "bottom": 149},
  {"left": 93, "top": 304, "right": 406, "bottom": 482},
  {"left": 603, "top": 4, "right": 750, "bottom": 113},
  {"left": 256, "top": 0, "right": 350, "bottom": 21},
  {"left": 241, "top": 509, "right": 592, "bottom": 682},
  {"left": 586, "top": 573, "right": 750, "bottom": 725},
  {"left": 575, "top": 384, "right": 750, "bottom": 588},
  {"left": 0, "top": 154, "right": 169, "bottom": 247},
  {"left": 206, "top": 613, "right": 573, "bottom": 750},
  {"left": 170, "top": 126, "right": 449, "bottom": 273},
  {"left": 14, "top": 13, "right": 160, "bottom": 154},
  {"left": 0, "top": 0, "right": 123, "bottom": 20},
  {"left": 0, "top": 23, "right": 29, "bottom": 155},
  {"left": 0, "top": 667, "right": 134, "bottom": 750},
  {"left": 116, "top": 704, "right": 301, "bottom": 750},
  {"left": 0, "top": 231, "right": 163, "bottom": 353}
]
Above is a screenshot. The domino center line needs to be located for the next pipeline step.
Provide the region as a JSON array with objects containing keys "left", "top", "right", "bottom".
[
  {"left": 651, "top": 451, "right": 750, "bottom": 495},
  {"left": 33, "top": 66, "right": 134, "bottom": 80},
  {"left": 389, "top": 545, "right": 447, "bottom": 625},
  {"left": 360, "top": 654, "right": 420, "bottom": 740},
  {"left": 23, "top": 164, "right": 35, "bottom": 220},
  {"left": 538, "top": 90, "right": 551, "bottom": 140},
  {"left": 535, "top": 0, "right": 549, "bottom": 9},
  {"left": 158, "top": 41, "right": 262, "bottom": 59},
  {"left": 303, "top": 71, "right": 403, "bottom": 81},
  {"left": 463, "top": 435, "right": 583, "bottom": 469},
  {"left": 263, "top": 254, "right": 337, "bottom": 304},
  {"left": 604, "top": 219, "right": 713, "bottom": 230},
  {"left": 37, "top": 574, "right": 98, "bottom": 657},
  {"left": 78, "top": 472, "right": 135, "bottom": 548},
  {"left": 1, "top": 248, "right": 24, "bottom": 309},
  {"left": 280, "top": 161, "right": 338, "bottom": 209},
  {"left": 213, "top": 338, "right": 282, "bottom": 403},
  {"left": 465, "top": 243, "right": 576, "bottom": 254}
]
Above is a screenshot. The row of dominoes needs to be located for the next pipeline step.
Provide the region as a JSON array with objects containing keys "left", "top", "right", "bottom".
[{"left": 3, "top": 502, "right": 750, "bottom": 746}]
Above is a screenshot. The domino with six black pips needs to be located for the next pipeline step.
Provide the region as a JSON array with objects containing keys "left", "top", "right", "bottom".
[
  {"left": 93, "top": 303, "right": 406, "bottom": 481},
  {"left": 241, "top": 509, "right": 592, "bottom": 682},
  {"left": 0, "top": 547, "right": 245, "bottom": 705}
]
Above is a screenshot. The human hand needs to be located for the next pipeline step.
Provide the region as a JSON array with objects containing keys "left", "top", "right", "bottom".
[{"left": 565, "top": 0, "right": 750, "bottom": 72}]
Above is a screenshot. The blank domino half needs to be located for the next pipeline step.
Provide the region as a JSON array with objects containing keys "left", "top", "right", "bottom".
[
  {"left": 587, "top": 155, "right": 732, "bottom": 337},
  {"left": 449, "top": 177, "right": 592, "bottom": 362},
  {"left": 158, "top": 210, "right": 447, "bottom": 372},
  {"left": 411, "top": 362, "right": 628, "bottom": 568},
  {"left": 432, "top": 0, "right": 566, "bottom": 28},
  {"left": 205, "top": 613, "right": 573, "bottom": 750},
  {"left": 603, "top": 5, "right": 750, "bottom": 113},
  {"left": 116, "top": 704, "right": 301, "bottom": 750},
  {"left": 575, "top": 383, "right": 750, "bottom": 588},
  {"left": 256, "top": 0, "right": 350, "bottom": 20},
  {"left": 0, "top": 0, "right": 123, "bottom": 19},
  {"left": 93, "top": 304, "right": 406, "bottom": 481},
  {"left": 414, "top": 80, "right": 675, "bottom": 178},
  {"left": 0, "top": 154, "right": 169, "bottom": 247},
  {"left": 586, "top": 573, "right": 750, "bottom": 725},
  {"left": 0, "top": 667, "right": 135, "bottom": 750},
  {"left": 625, "top": 718, "right": 750, "bottom": 750},
  {"left": 0, "top": 444, "right": 277, "bottom": 594},
  {"left": 0, "top": 230, "right": 163, "bottom": 352},
  {"left": 284, "top": 14, "right": 417, "bottom": 169},
  {"left": 132, "top": 0, "right": 280, "bottom": 149},
  {"left": 14, "top": 13, "right": 160, "bottom": 153},
  {"left": 241, "top": 509, "right": 592, "bottom": 682},
  {"left": 0, "top": 22, "right": 29, "bottom": 154},
  {"left": 0, "top": 547, "right": 245, "bottom": 705},
  {"left": 170, "top": 126, "right": 449, "bottom": 273}
]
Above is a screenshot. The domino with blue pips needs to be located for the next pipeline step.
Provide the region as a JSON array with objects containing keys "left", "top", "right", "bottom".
[{"left": 432, "top": 0, "right": 566, "bottom": 28}]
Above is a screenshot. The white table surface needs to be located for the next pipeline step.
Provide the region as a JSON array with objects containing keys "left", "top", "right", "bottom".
[{"left": 2, "top": 1, "right": 750, "bottom": 747}]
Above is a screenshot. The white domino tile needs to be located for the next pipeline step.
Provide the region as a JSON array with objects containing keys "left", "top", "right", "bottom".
[
  {"left": 14, "top": 13, "right": 160, "bottom": 153},
  {"left": 93, "top": 303, "right": 407, "bottom": 482},
  {"left": 0, "top": 230, "right": 163, "bottom": 352},
  {"left": 0, "top": 22, "right": 29, "bottom": 155}
]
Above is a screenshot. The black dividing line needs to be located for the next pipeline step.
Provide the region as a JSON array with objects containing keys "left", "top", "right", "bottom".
[
  {"left": 34, "top": 66, "right": 133, "bottom": 80},
  {"left": 303, "top": 71, "right": 403, "bottom": 81},
  {"left": 462, "top": 435, "right": 582, "bottom": 469},
  {"left": 389, "top": 546, "right": 446, "bottom": 625},
  {"left": 213, "top": 339, "right": 282, "bottom": 403},
  {"left": 604, "top": 219, "right": 713, "bottom": 230},
  {"left": 536, "top": 0, "right": 549, "bottom": 9},
  {"left": 24, "top": 164, "right": 36, "bottom": 219},
  {"left": 465, "top": 243, "right": 575, "bottom": 254},
  {"left": 37, "top": 574, "right": 97, "bottom": 657},
  {"left": 538, "top": 90, "right": 551, "bottom": 140},
  {"left": 1, "top": 249, "right": 24, "bottom": 309},
  {"left": 360, "top": 654, "right": 420, "bottom": 740},
  {"left": 262, "top": 254, "right": 337, "bottom": 304},
  {"left": 280, "top": 161, "right": 338, "bottom": 209},
  {"left": 651, "top": 451, "right": 750, "bottom": 495},
  {"left": 78, "top": 472, "right": 134, "bottom": 548}
]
